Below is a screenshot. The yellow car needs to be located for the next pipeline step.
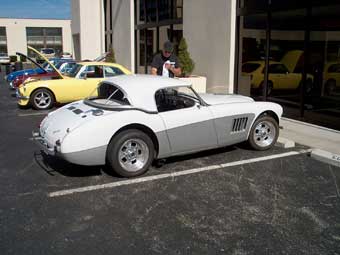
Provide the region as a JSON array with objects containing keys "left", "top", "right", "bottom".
[
  {"left": 323, "top": 62, "right": 340, "bottom": 95},
  {"left": 242, "top": 50, "right": 313, "bottom": 95},
  {"left": 17, "top": 46, "right": 131, "bottom": 110}
]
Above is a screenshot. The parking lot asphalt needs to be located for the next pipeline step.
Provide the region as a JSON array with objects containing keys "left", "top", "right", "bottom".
[{"left": 0, "top": 68, "right": 340, "bottom": 255}]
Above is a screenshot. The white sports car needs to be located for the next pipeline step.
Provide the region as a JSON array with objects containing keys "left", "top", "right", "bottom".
[{"left": 33, "top": 75, "right": 283, "bottom": 177}]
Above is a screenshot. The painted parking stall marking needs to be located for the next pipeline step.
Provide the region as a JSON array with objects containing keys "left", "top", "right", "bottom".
[
  {"left": 49, "top": 149, "right": 312, "bottom": 198},
  {"left": 18, "top": 112, "right": 50, "bottom": 117}
]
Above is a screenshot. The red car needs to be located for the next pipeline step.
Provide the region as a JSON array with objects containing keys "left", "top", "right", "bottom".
[
  {"left": 12, "top": 60, "right": 76, "bottom": 89},
  {"left": 12, "top": 72, "right": 58, "bottom": 89}
]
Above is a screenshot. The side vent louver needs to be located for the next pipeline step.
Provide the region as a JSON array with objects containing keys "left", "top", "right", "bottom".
[{"left": 232, "top": 117, "right": 248, "bottom": 133}]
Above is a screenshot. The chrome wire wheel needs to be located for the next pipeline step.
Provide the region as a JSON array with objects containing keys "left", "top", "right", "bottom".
[
  {"left": 34, "top": 91, "right": 52, "bottom": 109},
  {"left": 253, "top": 120, "right": 276, "bottom": 148},
  {"left": 118, "top": 138, "right": 150, "bottom": 173}
]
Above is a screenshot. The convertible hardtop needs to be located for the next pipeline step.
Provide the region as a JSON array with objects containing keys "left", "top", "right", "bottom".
[{"left": 101, "top": 75, "right": 192, "bottom": 112}]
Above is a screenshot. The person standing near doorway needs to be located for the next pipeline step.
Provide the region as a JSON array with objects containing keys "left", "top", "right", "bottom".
[{"left": 151, "top": 41, "right": 181, "bottom": 78}]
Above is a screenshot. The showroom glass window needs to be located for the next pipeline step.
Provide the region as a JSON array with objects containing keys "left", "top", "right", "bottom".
[{"left": 236, "top": 0, "right": 340, "bottom": 130}]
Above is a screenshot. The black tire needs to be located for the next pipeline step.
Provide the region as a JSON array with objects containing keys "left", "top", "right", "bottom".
[
  {"left": 107, "top": 129, "right": 155, "bottom": 177},
  {"left": 248, "top": 115, "right": 279, "bottom": 151},
  {"left": 259, "top": 81, "right": 273, "bottom": 96},
  {"left": 298, "top": 79, "right": 313, "bottom": 95},
  {"left": 325, "top": 80, "right": 336, "bottom": 96},
  {"left": 305, "top": 79, "right": 313, "bottom": 95},
  {"left": 30, "top": 88, "right": 55, "bottom": 110}
]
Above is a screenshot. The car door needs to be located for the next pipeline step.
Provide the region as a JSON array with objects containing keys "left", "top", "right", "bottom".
[
  {"left": 55, "top": 65, "right": 105, "bottom": 103},
  {"left": 268, "top": 64, "right": 289, "bottom": 89},
  {"left": 76, "top": 65, "right": 105, "bottom": 99},
  {"left": 157, "top": 87, "right": 218, "bottom": 155}
]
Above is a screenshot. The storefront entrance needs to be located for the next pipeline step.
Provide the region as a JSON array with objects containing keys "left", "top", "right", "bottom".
[{"left": 134, "top": 0, "right": 183, "bottom": 74}]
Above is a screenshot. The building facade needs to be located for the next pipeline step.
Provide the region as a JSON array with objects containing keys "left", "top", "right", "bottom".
[
  {"left": 72, "top": 0, "right": 340, "bottom": 130},
  {"left": 0, "top": 18, "right": 73, "bottom": 57}
]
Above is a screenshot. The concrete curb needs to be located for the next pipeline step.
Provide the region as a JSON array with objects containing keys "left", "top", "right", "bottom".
[
  {"left": 276, "top": 137, "right": 295, "bottom": 149},
  {"left": 311, "top": 149, "right": 340, "bottom": 168}
]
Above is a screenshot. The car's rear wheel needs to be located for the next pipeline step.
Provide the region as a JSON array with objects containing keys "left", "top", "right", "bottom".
[
  {"left": 248, "top": 115, "right": 279, "bottom": 150},
  {"left": 107, "top": 129, "right": 155, "bottom": 177},
  {"left": 30, "top": 88, "right": 55, "bottom": 110}
]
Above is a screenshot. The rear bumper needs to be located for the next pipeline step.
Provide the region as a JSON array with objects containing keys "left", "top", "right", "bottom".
[{"left": 32, "top": 131, "right": 57, "bottom": 156}]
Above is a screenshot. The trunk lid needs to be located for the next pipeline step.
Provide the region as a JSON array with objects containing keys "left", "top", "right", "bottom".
[{"left": 40, "top": 101, "right": 113, "bottom": 146}]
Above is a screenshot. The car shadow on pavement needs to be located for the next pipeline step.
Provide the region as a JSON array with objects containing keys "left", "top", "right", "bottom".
[
  {"left": 33, "top": 144, "right": 251, "bottom": 178},
  {"left": 34, "top": 151, "right": 103, "bottom": 177},
  {"left": 152, "top": 145, "right": 238, "bottom": 168}
]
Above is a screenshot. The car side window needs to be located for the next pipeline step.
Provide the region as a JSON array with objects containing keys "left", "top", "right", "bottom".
[
  {"left": 104, "top": 66, "right": 124, "bottom": 77},
  {"left": 84, "top": 65, "right": 104, "bottom": 78},
  {"left": 155, "top": 87, "right": 198, "bottom": 113},
  {"left": 268, "top": 64, "right": 289, "bottom": 74}
]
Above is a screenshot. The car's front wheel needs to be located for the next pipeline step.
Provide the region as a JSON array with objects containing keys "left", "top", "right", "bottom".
[
  {"left": 325, "top": 80, "right": 336, "bottom": 96},
  {"left": 107, "top": 129, "right": 155, "bottom": 177},
  {"left": 30, "top": 88, "right": 55, "bottom": 110},
  {"left": 259, "top": 81, "right": 273, "bottom": 96},
  {"left": 248, "top": 115, "right": 279, "bottom": 150}
]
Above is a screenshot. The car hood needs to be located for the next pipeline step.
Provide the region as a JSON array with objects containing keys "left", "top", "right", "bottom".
[
  {"left": 7, "top": 69, "right": 41, "bottom": 81},
  {"left": 199, "top": 93, "right": 254, "bottom": 105},
  {"left": 40, "top": 101, "right": 114, "bottom": 146},
  {"left": 28, "top": 46, "right": 63, "bottom": 79}
]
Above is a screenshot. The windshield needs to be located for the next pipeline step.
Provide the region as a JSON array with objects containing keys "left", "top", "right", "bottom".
[
  {"left": 65, "top": 63, "right": 83, "bottom": 77},
  {"left": 85, "top": 82, "right": 130, "bottom": 107},
  {"left": 54, "top": 61, "right": 63, "bottom": 69}
]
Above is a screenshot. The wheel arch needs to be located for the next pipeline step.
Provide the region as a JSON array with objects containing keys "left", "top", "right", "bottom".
[
  {"left": 30, "top": 86, "right": 56, "bottom": 103},
  {"left": 258, "top": 110, "right": 280, "bottom": 125},
  {"left": 108, "top": 123, "right": 159, "bottom": 158}
]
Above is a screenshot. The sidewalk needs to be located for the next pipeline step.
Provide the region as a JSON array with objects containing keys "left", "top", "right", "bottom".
[{"left": 279, "top": 117, "right": 340, "bottom": 167}]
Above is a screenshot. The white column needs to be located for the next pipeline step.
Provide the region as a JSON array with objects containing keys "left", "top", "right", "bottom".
[{"left": 183, "top": 0, "right": 237, "bottom": 94}]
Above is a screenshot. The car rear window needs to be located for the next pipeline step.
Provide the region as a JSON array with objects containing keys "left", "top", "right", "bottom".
[
  {"left": 242, "top": 63, "right": 260, "bottom": 73},
  {"left": 85, "top": 82, "right": 130, "bottom": 108}
]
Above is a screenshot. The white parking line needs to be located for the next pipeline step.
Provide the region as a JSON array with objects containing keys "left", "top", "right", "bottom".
[
  {"left": 48, "top": 149, "right": 311, "bottom": 198},
  {"left": 18, "top": 112, "right": 49, "bottom": 117}
]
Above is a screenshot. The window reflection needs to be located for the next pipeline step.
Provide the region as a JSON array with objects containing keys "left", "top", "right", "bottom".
[{"left": 238, "top": 3, "right": 340, "bottom": 130}]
